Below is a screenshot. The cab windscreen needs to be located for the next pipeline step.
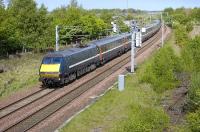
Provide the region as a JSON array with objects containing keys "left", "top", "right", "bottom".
[{"left": 40, "top": 57, "right": 63, "bottom": 73}]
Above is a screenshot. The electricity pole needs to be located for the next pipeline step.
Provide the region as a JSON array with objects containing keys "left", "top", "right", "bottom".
[
  {"left": 131, "top": 32, "right": 135, "bottom": 73},
  {"left": 56, "top": 25, "right": 59, "bottom": 51},
  {"left": 131, "top": 25, "right": 142, "bottom": 73}
]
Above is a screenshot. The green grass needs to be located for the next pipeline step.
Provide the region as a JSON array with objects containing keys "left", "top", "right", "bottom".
[
  {"left": 139, "top": 44, "right": 181, "bottom": 93},
  {"left": 0, "top": 53, "right": 43, "bottom": 99},
  {"left": 61, "top": 75, "right": 169, "bottom": 132}
]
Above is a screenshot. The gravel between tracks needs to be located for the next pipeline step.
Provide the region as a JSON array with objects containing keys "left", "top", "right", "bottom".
[{"left": 0, "top": 84, "right": 42, "bottom": 109}]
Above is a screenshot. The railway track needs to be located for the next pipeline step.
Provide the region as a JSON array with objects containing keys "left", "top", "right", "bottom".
[
  {"left": 165, "top": 73, "right": 189, "bottom": 125},
  {"left": 0, "top": 89, "right": 55, "bottom": 119},
  {"left": 0, "top": 26, "right": 167, "bottom": 132}
]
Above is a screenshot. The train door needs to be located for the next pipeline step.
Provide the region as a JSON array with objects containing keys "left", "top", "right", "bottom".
[{"left": 97, "top": 46, "right": 104, "bottom": 64}]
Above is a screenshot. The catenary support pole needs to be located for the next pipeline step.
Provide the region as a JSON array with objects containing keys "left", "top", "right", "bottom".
[
  {"left": 131, "top": 32, "right": 135, "bottom": 73},
  {"left": 56, "top": 25, "right": 59, "bottom": 51}
]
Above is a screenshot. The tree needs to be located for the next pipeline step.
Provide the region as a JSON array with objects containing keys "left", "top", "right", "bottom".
[
  {"left": 7, "top": 0, "right": 38, "bottom": 50},
  {"left": 33, "top": 4, "right": 54, "bottom": 50},
  {"left": 126, "top": 14, "right": 134, "bottom": 20},
  {"left": 0, "top": 0, "right": 5, "bottom": 22},
  {"left": 164, "top": 7, "right": 174, "bottom": 15},
  {"left": 191, "top": 8, "right": 200, "bottom": 22},
  {"left": 57, "top": 6, "right": 85, "bottom": 45},
  {"left": 69, "top": 0, "right": 78, "bottom": 8},
  {"left": 80, "top": 15, "right": 107, "bottom": 39},
  {"left": 3, "top": 0, "right": 54, "bottom": 52},
  {"left": 0, "top": 0, "right": 5, "bottom": 8},
  {"left": 100, "top": 10, "right": 113, "bottom": 24}
]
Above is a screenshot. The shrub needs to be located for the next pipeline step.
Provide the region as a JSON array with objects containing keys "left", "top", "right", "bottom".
[
  {"left": 187, "top": 72, "right": 200, "bottom": 111},
  {"left": 181, "top": 36, "right": 200, "bottom": 72},
  {"left": 117, "top": 105, "right": 169, "bottom": 132},
  {"left": 140, "top": 46, "right": 181, "bottom": 93},
  {"left": 188, "top": 37, "right": 200, "bottom": 72},
  {"left": 181, "top": 47, "right": 194, "bottom": 72},
  {"left": 186, "top": 108, "right": 200, "bottom": 132},
  {"left": 186, "top": 23, "right": 193, "bottom": 32},
  {"left": 175, "top": 24, "right": 189, "bottom": 47}
]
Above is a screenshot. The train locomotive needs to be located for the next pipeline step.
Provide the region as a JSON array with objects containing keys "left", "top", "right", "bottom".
[{"left": 39, "top": 20, "right": 161, "bottom": 86}]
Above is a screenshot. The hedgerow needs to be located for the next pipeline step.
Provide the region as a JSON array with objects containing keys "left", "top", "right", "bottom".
[
  {"left": 180, "top": 32, "right": 200, "bottom": 132},
  {"left": 187, "top": 73, "right": 200, "bottom": 112},
  {"left": 186, "top": 108, "right": 200, "bottom": 132},
  {"left": 139, "top": 45, "right": 181, "bottom": 93}
]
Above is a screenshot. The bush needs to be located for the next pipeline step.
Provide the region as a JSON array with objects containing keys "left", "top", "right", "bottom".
[
  {"left": 188, "top": 37, "right": 200, "bottom": 72},
  {"left": 186, "top": 108, "right": 200, "bottom": 132},
  {"left": 187, "top": 72, "right": 200, "bottom": 111},
  {"left": 186, "top": 23, "right": 193, "bottom": 33},
  {"left": 175, "top": 24, "right": 189, "bottom": 47},
  {"left": 181, "top": 47, "right": 194, "bottom": 72},
  {"left": 181, "top": 36, "right": 200, "bottom": 72},
  {"left": 117, "top": 106, "right": 169, "bottom": 132},
  {"left": 140, "top": 46, "right": 181, "bottom": 93}
]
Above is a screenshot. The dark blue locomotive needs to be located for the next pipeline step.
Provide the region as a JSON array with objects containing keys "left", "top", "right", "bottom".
[{"left": 39, "top": 20, "right": 161, "bottom": 86}]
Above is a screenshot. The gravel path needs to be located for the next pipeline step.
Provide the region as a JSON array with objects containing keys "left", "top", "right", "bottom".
[{"left": 162, "top": 73, "right": 190, "bottom": 131}]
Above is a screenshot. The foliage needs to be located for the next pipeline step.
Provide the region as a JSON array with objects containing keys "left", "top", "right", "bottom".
[
  {"left": 187, "top": 37, "right": 200, "bottom": 71},
  {"left": 167, "top": 8, "right": 200, "bottom": 131},
  {"left": 126, "top": 14, "right": 134, "bottom": 20},
  {"left": 186, "top": 108, "right": 200, "bottom": 132},
  {"left": 99, "top": 10, "right": 114, "bottom": 27},
  {"left": 80, "top": 15, "right": 107, "bottom": 39},
  {"left": 174, "top": 24, "right": 189, "bottom": 47},
  {"left": 164, "top": 7, "right": 198, "bottom": 31},
  {"left": 180, "top": 47, "right": 194, "bottom": 72},
  {"left": 172, "top": 13, "right": 189, "bottom": 25},
  {"left": 61, "top": 76, "right": 169, "bottom": 132},
  {"left": 164, "top": 7, "right": 174, "bottom": 15},
  {"left": 187, "top": 73, "right": 200, "bottom": 112},
  {"left": 69, "top": 0, "right": 78, "bottom": 8},
  {"left": 181, "top": 36, "right": 200, "bottom": 72},
  {"left": 0, "top": 0, "right": 53, "bottom": 54},
  {"left": 139, "top": 46, "right": 181, "bottom": 93},
  {"left": 191, "top": 8, "right": 200, "bottom": 23},
  {"left": 183, "top": 38, "right": 200, "bottom": 111},
  {"left": 0, "top": 0, "right": 132, "bottom": 55},
  {"left": 186, "top": 22, "right": 193, "bottom": 32},
  {"left": 117, "top": 106, "right": 169, "bottom": 132}
]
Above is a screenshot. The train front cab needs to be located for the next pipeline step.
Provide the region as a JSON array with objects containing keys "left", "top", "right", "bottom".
[{"left": 39, "top": 57, "right": 64, "bottom": 86}]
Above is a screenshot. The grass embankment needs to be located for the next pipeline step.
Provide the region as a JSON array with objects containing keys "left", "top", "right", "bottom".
[
  {"left": 61, "top": 75, "right": 169, "bottom": 132},
  {"left": 181, "top": 37, "right": 200, "bottom": 131},
  {"left": 61, "top": 35, "right": 181, "bottom": 131},
  {"left": 0, "top": 53, "right": 43, "bottom": 99}
]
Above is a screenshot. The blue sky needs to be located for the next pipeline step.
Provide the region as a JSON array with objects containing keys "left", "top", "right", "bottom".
[{"left": 35, "top": 0, "right": 199, "bottom": 11}]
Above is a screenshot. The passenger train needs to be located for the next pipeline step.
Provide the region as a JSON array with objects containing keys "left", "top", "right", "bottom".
[{"left": 39, "top": 20, "right": 161, "bottom": 86}]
